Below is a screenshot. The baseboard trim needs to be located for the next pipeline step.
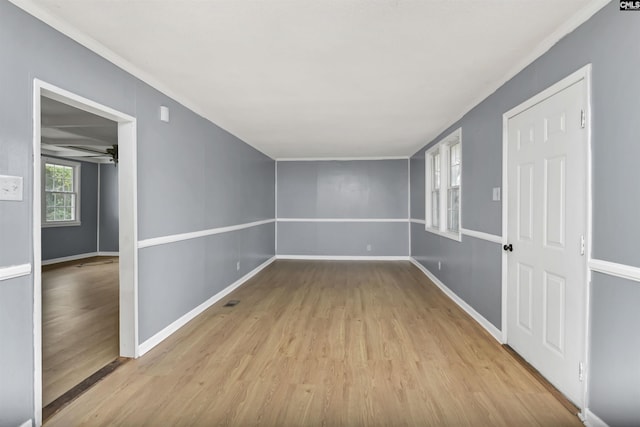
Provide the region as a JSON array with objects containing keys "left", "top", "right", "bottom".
[
  {"left": 276, "top": 156, "right": 409, "bottom": 161},
  {"left": 18, "top": 419, "right": 32, "bottom": 427},
  {"left": 138, "top": 256, "right": 276, "bottom": 356},
  {"left": 409, "top": 257, "right": 503, "bottom": 343},
  {"left": 97, "top": 251, "right": 119, "bottom": 257},
  {"left": 581, "top": 409, "right": 609, "bottom": 427},
  {"left": 276, "top": 255, "right": 410, "bottom": 261},
  {"left": 41, "top": 252, "right": 98, "bottom": 266},
  {"left": 277, "top": 218, "right": 408, "bottom": 223}
]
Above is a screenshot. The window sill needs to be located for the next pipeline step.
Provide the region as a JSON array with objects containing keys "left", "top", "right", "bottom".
[
  {"left": 42, "top": 221, "right": 82, "bottom": 228},
  {"left": 424, "top": 227, "right": 462, "bottom": 242}
]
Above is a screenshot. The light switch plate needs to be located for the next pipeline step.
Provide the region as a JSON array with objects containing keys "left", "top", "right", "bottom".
[
  {"left": 0, "top": 175, "right": 23, "bottom": 201},
  {"left": 492, "top": 187, "right": 501, "bottom": 201}
]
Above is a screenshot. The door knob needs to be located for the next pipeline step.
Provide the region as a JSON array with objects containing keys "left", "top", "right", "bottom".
[{"left": 503, "top": 244, "right": 513, "bottom": 252}]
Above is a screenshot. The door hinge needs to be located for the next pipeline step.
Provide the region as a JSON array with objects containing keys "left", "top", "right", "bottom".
[
  {"left": 579, "top": 362, "right": 585, "bottom": 382},
  {"left": 580, "top": 235, "right": 585, "bottom": 256},
  {"left": 580, "top": 109, "right": 586, "bottom": 129}
]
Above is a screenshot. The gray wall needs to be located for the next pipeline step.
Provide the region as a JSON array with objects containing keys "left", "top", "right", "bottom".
[
  {"left": 411, "top": 151, "right": 503, "bottom": 330},
  {"left": 41, "top": 157, "right": 98, "bottom": 261},
  {"left": 139, "top": 222, "right": 274, "bottom": 342},
  {"left": 410, "top": 2, "right": 640, "bottom": 424},
  {"left": 589, "top": 273, "right": 640, "bottom": 427},
  {"left": 135, "top": 77, "right": 275, "bottom": 342},
  {"left": 0, "top": 2, "right": 274, "bottom": 424},
  {"left": 99, "top": 163, "right": 119, "bottom": 252},
  {"left": 411, "top": 222, "right": 502, "bottom": 328},
  {"left": 41, "top": 159, "right": 121, "bottom": 259},
  {"left": 0, "top": 276, "right": 32, "bottom": 427},
  {"left": 277, "top": 160, "right": 408, "bottom": 257},
  {"left": 41, "top": 159, "right": 121, "bottom": 260}
]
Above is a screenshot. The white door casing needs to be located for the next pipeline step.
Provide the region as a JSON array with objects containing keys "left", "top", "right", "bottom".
[
  {"left": 33, "top": 79, "right": 139, "bottom": 426},
  {"left": 504, "top": 73, "right": 589, "bottom": 407}
]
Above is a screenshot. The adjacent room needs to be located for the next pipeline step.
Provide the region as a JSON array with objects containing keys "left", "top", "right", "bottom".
[
  {"left": 39, "top": 96, "right": 121, "bottom": 414},
  {"left": 0, "top": 1, "right": 638, "bottom": 427}
]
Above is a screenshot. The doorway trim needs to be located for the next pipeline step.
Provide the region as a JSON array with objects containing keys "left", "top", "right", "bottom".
[
  {"left": 33, "top": 79, "right": 139, "bottom": 426},
  {"left": 500, "top": 64, "right": 592, "bottom": 410}
]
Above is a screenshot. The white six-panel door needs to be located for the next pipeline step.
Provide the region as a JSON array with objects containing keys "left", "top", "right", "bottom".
[{"left": 506, "top": 78, "right": 587, "bottom": 406}]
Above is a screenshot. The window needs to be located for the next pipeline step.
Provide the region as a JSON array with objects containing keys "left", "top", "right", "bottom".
[
  {"left": 42, "top": 157, "right": 81, "bottom": 227},
  {"left": 448, "top": 141, "right": 461, "bottom": 232},
  {"left": 431, "top": 152, "right": 440, "bottom": 228},
  {"left": 425, "top": 129, "right": 461, "bottom": 241}
]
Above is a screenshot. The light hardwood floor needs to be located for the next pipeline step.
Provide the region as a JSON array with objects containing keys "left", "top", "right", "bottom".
[
  {"left": 47, "top": 260, "right": 581, "bottom": 426},
  {"left": 42, "top": 257, "right": 120, "bottom": 407}
]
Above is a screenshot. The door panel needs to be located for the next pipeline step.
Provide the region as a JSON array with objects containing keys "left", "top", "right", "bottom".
[
  {"left": 545, "top": 156, "right": 566, "bottom": 248},
  {"left": 517, "top": 263, "right": 533, "bottom": 333},
  {"left": 544, "top": 111, "right": 566, "bottom": 141},
  {"left": 518, "top": 163, "right": 534, "bottom": 241},
  {"left": 506, "top": 80, "right": 587, "bottom": 406},
  {"left": 543, "top": 271, "right": 565, "bottom": 355}
]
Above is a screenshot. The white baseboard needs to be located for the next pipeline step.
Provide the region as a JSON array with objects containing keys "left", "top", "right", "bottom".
[
  {"left": 409, "top": 257, "right": 503, "bottom": 343},
  {"left": 277, "top": 218, "right": 408, "bottom": 223},
  {"left": 276, "top": 255, "right": 410, "bottom": 261},
  {"left": 97, "top": 251, "right": 119, "bottom": 257},
  {"left": 41, "top": 252, "right": 98, "bottom": 266},
  {"left": 138, "top": 256, "right": 276, "bottom": 356},
  {"left": 581, "top": 409, "right": 609, "bottom": 427},
  {"left": 18, "top": 419, "right": 32, "bottom": 427}
]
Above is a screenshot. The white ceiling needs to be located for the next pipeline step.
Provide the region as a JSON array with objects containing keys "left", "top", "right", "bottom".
[{"left": 15, "top": 0, "right": 607, "bottom": 159}]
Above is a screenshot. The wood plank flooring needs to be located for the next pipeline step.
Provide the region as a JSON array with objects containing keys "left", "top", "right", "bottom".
[
  {"left": 46, "top": 260, "right": 581, "bottom": 426},
  {"left": 42, "top": 257, "right": 120, "bottom": 407}
]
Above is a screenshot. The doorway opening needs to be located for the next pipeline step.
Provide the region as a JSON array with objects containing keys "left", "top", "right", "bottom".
[
  {"left": 40, "top": 95, "right": 120, "bottom": 415},
  {"left": 33, "top": 80, "right": 138, "bottom": 426}
]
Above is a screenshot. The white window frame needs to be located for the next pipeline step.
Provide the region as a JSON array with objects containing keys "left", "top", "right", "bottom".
[
  {"left": 41, "top": 156, "right": 81, "bottom": 227},
  {"left": 425, "top": 128, "right": 462, "bottom": 241}
]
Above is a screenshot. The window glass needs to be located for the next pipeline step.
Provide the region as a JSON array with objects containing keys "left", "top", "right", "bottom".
[
  {"left": 425, "top": 130, "right": 461, "bottom": 240},
  {"left": 448, "top": 188, "right": 459, "bottom": 232},
  {"left": 433, "top": 152, "right": 440, "bottom": 190},
  {"left": 43, "top": 159, "right": 79, "bottom": 225},
  {"left": 431, "top": 190, "right": 439, "bottom": 228},
  {"left": 449, "top": 142, "right": 461, "bottom": 187}
]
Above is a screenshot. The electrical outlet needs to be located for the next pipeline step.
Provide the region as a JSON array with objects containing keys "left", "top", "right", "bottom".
[
  {"left": 366, "top": 244, "right": 372, "bottom": 252},
  {"left": 438, "top": 261, "right": 442, "bottom": 270},
  {"left": 236, "top": 261, "right": 240, "bottom": 271}
]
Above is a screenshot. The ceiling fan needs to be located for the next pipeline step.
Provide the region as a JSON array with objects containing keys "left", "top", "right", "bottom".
[{"left": 57, "top": 144, "right": 118, "bottom": 164}]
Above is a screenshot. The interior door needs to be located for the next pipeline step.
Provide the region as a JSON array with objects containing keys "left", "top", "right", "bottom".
[{"left": 506, "top": 79, "right": 587, "bottom": 406}]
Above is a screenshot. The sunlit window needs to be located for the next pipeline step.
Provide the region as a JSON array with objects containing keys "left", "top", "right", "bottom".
[
  {"left": 425, "top": 129, "right": 461, "bottom": 241},
  {"left": 42, "top": 158, "right": 81, "bottom": 226}
]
